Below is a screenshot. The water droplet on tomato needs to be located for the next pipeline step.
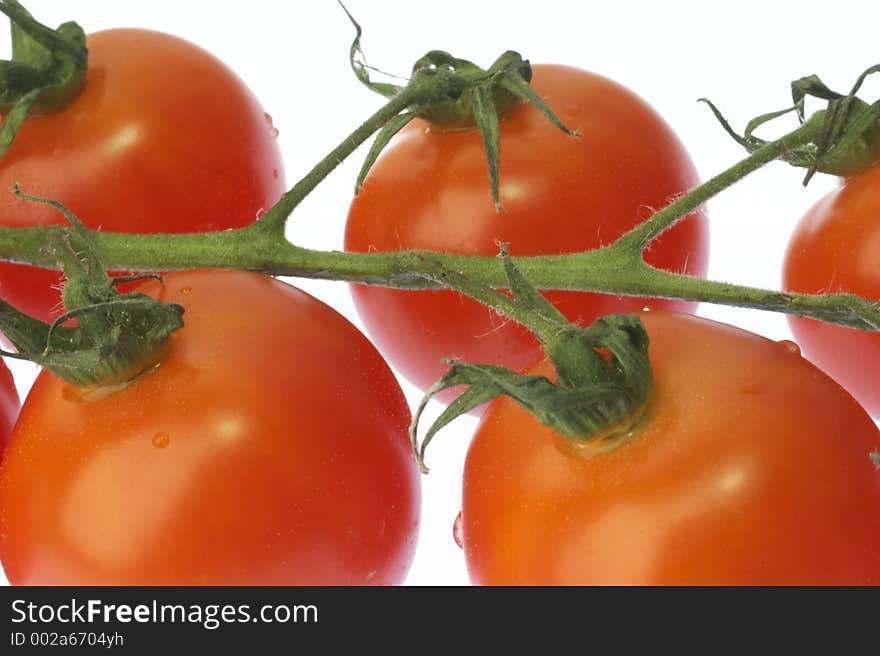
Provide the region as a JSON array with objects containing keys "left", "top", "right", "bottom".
[
  {"left": 152, "top": 432, "right": 170, "bottom": 449},
  {"left": 264, "top": 112, "right": 280, "bottom": 139},
  {"left": 777, "top": 339, "right": 801, "bottom": 356},
  {"left": 453, "top": 511, "right": 464, "bottom": 549},
  {"left": 179, "top": 286, "right": 191, "bottom": 295}
]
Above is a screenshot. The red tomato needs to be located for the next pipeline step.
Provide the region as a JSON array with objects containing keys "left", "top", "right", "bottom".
[
  {"left": 0, "top": 270, "right": 420, "bottom": 585},
  {"left": 461, "top": 311, "right": 880, "bottom": 585},
  {"left": 783, "top": 165, "right": 880, "bottom": 416},
  {"left": 0, "top": 360, "right": 19, "bottom": 451},
  {"left": 0, "top": 29, "right": 284, "bottom": 322},
  {"left": 345, "top": 65, "right": 709, "bottom": 397}
]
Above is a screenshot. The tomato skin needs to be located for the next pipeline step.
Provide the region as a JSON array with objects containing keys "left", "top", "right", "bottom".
[
  {"left": 345, "top": 65, "right": 708, "bottom": 397},
  {"left": 462, "top": 311, "right": 880, "bottom": 585},
  {"left": 0, "top": 361, "right": 19, "bottom": 451},
  {"left": 0, "top": 29, "right": 285, "bottom": 322},
  {"left": 783, "top": 165, "right": 880, "bottom": 416},
  {"left": 0, "top": 270, "right": 419, "bottom": 585}
]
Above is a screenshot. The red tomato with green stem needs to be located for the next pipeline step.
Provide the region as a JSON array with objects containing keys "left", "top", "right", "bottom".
[
  {"left": 0, "top": 28, "right": 285, "bottom": 321},
  {"left": 0, "top": 270, "right": 420, "bottom": 585},
  {"left": 783, "top": 164, "right": 880, "bottom": 416},
  {"left": 461, "top": 311, "right": 880, "bottom": 585},
  {"left": 345, "top": 65, "right": 709, "bottom": 398}
]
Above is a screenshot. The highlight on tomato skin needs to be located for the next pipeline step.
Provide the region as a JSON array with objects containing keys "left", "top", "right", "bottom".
[
  {"left": 783, "top": 163, "right": 880, "bottom": 417},
  {"left": 345, "top": 63, "right": 709, "bottom": 402},
  {"left": 0, "top": 270, "right": 421, "bottom": 586},
  {"left": 0, "top": 28, "right": 286, "bottom": 323},
  {"left": 460, "top": 311, "right": 880, "bottom": 585}
]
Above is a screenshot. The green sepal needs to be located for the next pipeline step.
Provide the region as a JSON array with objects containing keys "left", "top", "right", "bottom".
[
  {"left": 0, "top": 1, "right": 88, "bottom": 159},
  {"left": 412, "top": 360, "right": 629, "bottom": 473},
  {"left": 701, "top": 63, "right": 880, "bottom": 182},
  {"left": 0, "top": 299, "right": 69, "bottom": 354},
  {"left": 497, "top": 242, "right": 567, "bottom": 337},
  {"left": 496, "top": 63, "right": 578, "bottom": 137},
  {"left": 410, "top": 250, "right": 653, "bottom": 473},
  {"left": 2, "top": 294, "right": 183, "bottom": 387},
  {"left": 409, "top": 50, "right": 578, "bottom": 211},
  {"left": 4, "top": 2, "right": 85, "bottom": 66},
  {"left": 548, "top": 315, "right": 651, "bottom": 395},
  {"left": 0, "top": 189, "right": 184, "bottom": 388},
  {"left": 354, "top": 109, "right": 420, "bottom": 194},
  {"left": 469, "top": 83, "right": 503, "bottom": 211},
  {"left": 340, "top": 0, "right": 403, "bottom": 99},
  {"left": 338, "top": 5, "right": 578, "bottom": 209},
  {"left": 807, "top": 99, "right": 880, "bottom": 183},
  {"left": 0, "top": 85, "right": 39, "bottom": 156},
  {"left": 744, "top": 106, "right": 800, "bottom": 141}
]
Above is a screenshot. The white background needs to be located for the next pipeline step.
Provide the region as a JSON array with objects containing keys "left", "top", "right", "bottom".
[{"left": 1, "top": 0, "right": 877, "bottom": 585}]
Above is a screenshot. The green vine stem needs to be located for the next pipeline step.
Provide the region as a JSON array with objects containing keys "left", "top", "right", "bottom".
[
  {"left": 256, "top": 88, "right": 418, "bottom": 234},
  {"left": 0, "top": 55, "right": 878, "bottom": 337},
  {"left": 614, "top": 114, "right": 823, "bottom": 251}
]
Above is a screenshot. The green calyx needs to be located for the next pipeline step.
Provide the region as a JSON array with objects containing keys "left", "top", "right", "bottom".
[
  {"left": 0, "top": 188, "right": 183, "bottom": 388},
  {"left": 0, "top": 0, "right": 88, "bottom": 159},
  {"left": 410, "top": 247, "right": 652, "bottom": 473},
  {"left": 341, "top": 3, "right": 577, "bottom": 210},
  {"left": 701, "top": 64, "right": 880, "bottom": 184},
  {"left": 408, "top": 49, "right": 529, "bottom": 127}
]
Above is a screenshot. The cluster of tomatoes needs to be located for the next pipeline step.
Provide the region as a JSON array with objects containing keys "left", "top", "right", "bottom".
[{"left": 0, "top": 21, "right": 879, "bottom": 586}]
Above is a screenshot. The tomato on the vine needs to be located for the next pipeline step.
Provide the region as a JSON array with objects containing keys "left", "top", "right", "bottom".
[
  {"left": 0, "top": 29, "right": 285, "bottom": 322},
  {"left": 0, "top": 270, "right": 420, "bottom": 585},
  {"left": 461, "top": 311, "right": 880, "bottom": 585},
  {"left": 783, "top": 165, "right": 880, "bottom": 416},
  {"left": 345, "top": 65, "right": 709, "bottom": 397}
]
